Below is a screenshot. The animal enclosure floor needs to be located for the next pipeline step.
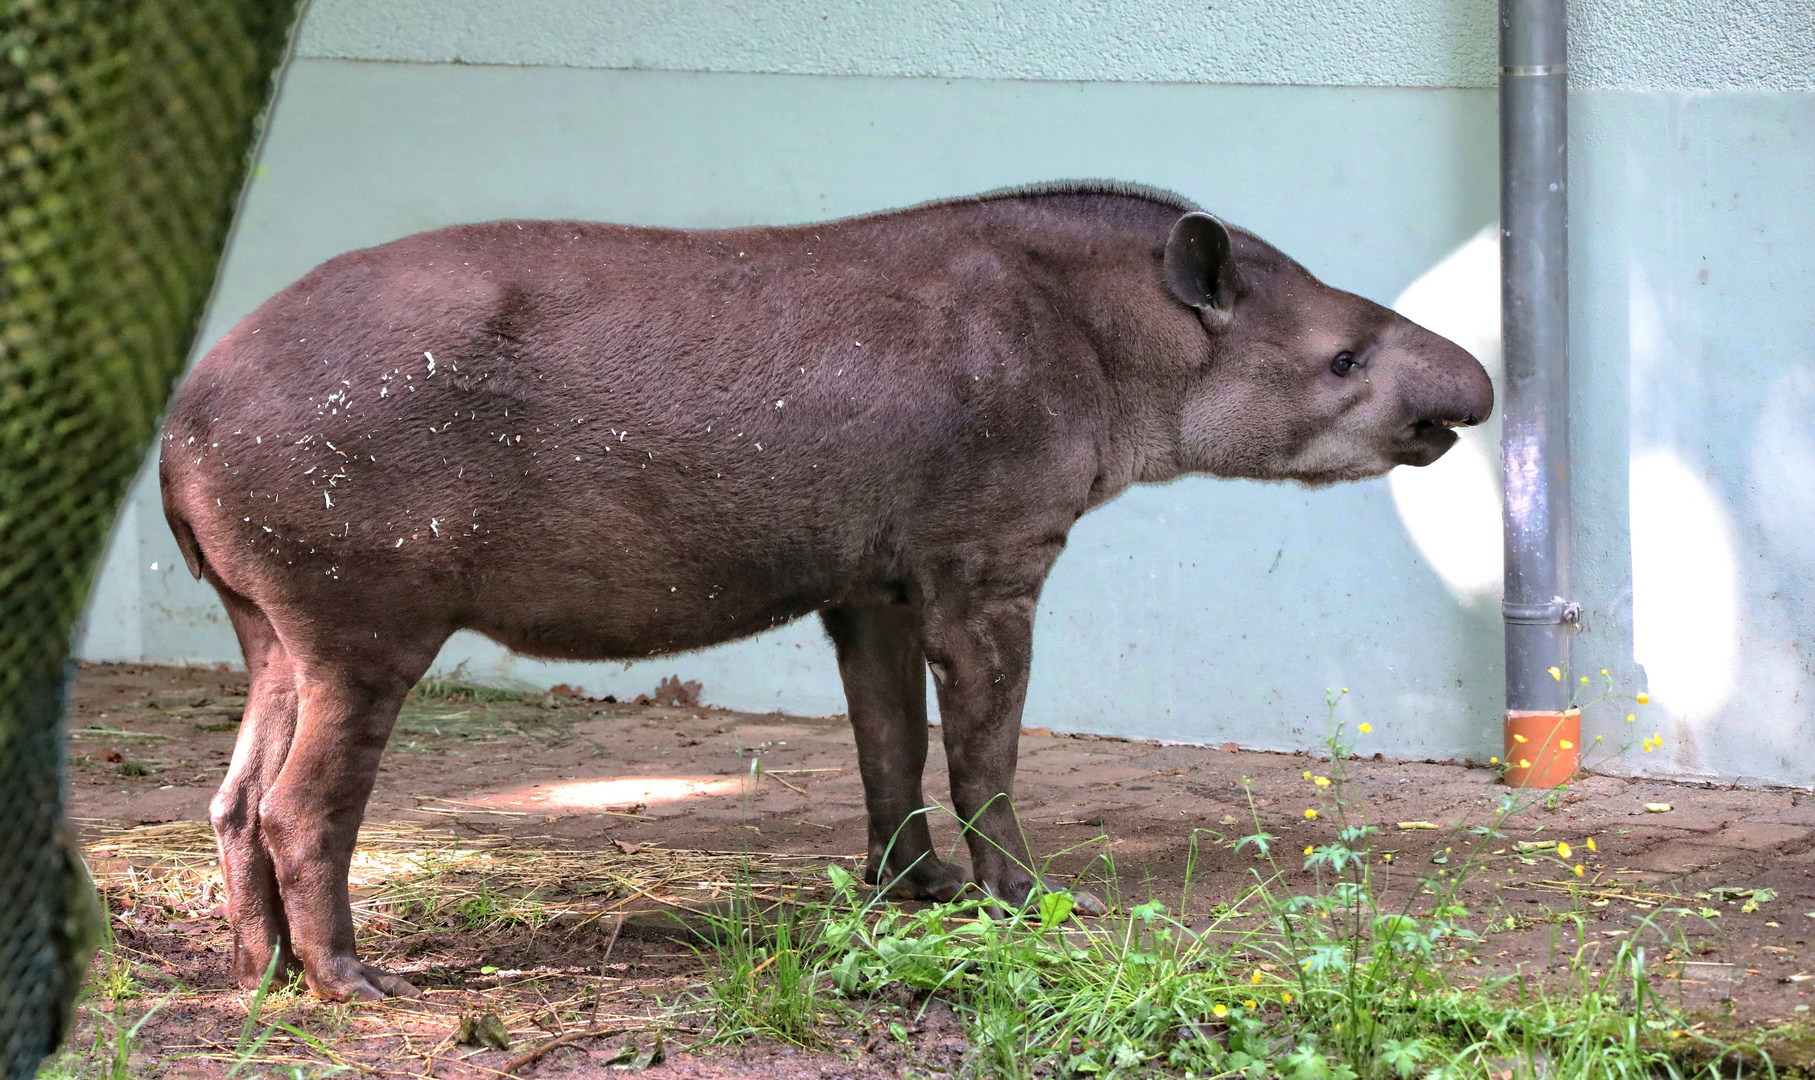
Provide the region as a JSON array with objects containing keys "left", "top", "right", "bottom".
[{"left": 55, "top": 662, "right": 1815, "bottom": 1078}]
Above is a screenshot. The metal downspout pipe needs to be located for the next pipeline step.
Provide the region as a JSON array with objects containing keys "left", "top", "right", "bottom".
[{"left": 1499, "top": 0, "right": 1579, "bottom": 787}]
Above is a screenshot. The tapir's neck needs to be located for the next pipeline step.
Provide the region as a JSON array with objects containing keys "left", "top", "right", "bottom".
[{"left": 1016, "top": 228, "right": 1198, "bottom": 502}]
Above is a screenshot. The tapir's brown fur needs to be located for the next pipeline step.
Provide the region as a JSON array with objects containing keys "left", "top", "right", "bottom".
[{"left": 160, "top": 182, "right": 1492, "bottom": 1001}]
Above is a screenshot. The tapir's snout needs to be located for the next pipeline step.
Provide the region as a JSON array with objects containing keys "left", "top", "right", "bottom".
[{"left": 1391, "top": 323, "right": 1495, "bottom": 468}]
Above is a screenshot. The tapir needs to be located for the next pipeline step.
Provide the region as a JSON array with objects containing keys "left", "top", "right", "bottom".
[{"left": 160, "top": 181, "right": 1493, "bottom": 1001}]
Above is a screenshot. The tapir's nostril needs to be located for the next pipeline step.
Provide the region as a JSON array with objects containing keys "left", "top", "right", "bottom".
[{"left": 1462, "top": 414, "right": 1479, "bottom": 426}]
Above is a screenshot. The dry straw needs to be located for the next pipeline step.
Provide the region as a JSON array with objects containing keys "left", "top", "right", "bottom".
[{"left": 79, "top": 816, "right": 858, "bottom": 939}]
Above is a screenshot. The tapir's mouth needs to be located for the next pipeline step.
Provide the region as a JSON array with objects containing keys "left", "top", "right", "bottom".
[{"left": 1395, "top": 418, "right": 1463, "bottom": 466}]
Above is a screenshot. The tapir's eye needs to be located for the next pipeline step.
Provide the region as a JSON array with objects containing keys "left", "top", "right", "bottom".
[{"left": 1330, "top": 351, "right": 1357, "bottom": 376}]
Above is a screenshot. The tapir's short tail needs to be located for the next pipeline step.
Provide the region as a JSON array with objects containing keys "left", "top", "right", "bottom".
[{"left": 158, "top": 446, "right": 207, "bottom": 581}]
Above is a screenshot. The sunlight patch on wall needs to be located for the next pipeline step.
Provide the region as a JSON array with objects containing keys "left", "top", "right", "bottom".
[
  {"left": 1388, "top": 225, "right": 1503, "bottom": 604},
  {"left": 1628, "top": 455, "right": 1740, "bottom": 720}
]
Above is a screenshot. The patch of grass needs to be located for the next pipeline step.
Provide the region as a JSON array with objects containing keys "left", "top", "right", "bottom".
[
  {"left": 689, "top": 683, "right": 1783, "bottom": 1080},
  {"left": 696, "top": 897, "right": 835, "bottom": 1046},
  {"left": 408, "top": 663, "right": 538, "bottom": 705}
]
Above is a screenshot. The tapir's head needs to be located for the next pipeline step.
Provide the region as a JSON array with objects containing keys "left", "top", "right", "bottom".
[{"left": 1157, "top": 212, "right": 1493, "bottom": 486}]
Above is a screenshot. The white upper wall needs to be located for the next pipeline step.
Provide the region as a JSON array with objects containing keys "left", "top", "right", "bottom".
[{"left": 294, "top": 0, "right": 1815, "bottom": 91}]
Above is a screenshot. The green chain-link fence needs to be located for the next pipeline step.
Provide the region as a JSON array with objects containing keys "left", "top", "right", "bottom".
[{"left": 1, "top": 0, "right": 299, "bottom": 1072}]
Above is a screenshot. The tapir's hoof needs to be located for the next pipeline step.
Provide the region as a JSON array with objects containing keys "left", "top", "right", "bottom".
[
  {"left": 305, "top": 957, "right": 421, "bottom": 1002},
  {"left": 1066, "top": 887, "right": 1107, "bottom": 918},
  {"left": 978, "top": 876, "right": 1106, "bottom": 919},
  {"left": 867, "top": 856, "right": 967, "bottom": 902}
]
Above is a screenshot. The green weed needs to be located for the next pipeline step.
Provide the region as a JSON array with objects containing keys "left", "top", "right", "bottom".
[
  {"left": 690, "top": 685, "right": 1774, "bottom": 1080},
  {"left": 696, "top": 896, "right": 834, "bottom": 1046}
]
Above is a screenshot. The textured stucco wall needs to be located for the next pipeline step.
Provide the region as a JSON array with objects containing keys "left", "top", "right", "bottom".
[{"left": 293, "top": 0, "right": 1815, "bottom": 90}]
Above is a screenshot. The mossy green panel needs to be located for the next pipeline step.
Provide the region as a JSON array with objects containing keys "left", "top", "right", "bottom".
[{"left": 0, "top": 1, "right": 298, "bottom": 1072}]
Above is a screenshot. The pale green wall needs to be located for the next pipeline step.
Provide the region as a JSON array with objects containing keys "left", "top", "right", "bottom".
[
  {"left": 293, "top": 0, "right": 1813, "bottom": 90},
  {"left": 77, "top": 1, "right": 1815, "bottom": 787}
]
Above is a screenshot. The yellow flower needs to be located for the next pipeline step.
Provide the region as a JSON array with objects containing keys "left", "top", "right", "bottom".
[
  {"left": 1548, "top": 666, "right": 1562, "bottom": 681},
  {"left": 1251, "top": 970, "right": 1264, "bottom": 984},
  {"left": 1574, "top": 864, "right": 1586, "bottom": 877},
  {"left": 1304, "top": 808, "right": 1318, "bottom": 819},
  {"left": 1304, "top": 846, "right": 1314, "bottom": 855},
  {"left": 1513, "top": 733, "right": 1529, "bottom": 743},
  {"left": 1580, "top": 676, "right": 1590, "bottom": 685},
  {"left": 1358, "top": 723, "right": 1372, "bottom": 733},
  {"left": 1341, "top": 687, "right": 1349, "bottom": 694},
  {"left": 1314, "top": 776, "right": 1331, "bottom": 787},
  {"left": 1213, "top": 1003, "right": 1228, "bottom": 1018},
  {"left": 1585, "top": 837, "right": 1597, "bottom": 852},
  {"left": 1652, "top": 732, "right": 1662, "bottom": 743},
  {"left": 1636, "top": 692, "right": 1650, "bottom": 704},
  {"left": 1303, "top": 770, "right": 1313, "bottom": 780},
  {"left": 1556, "top": 842, "right": 1572, "bottom": 859},
  {"left": 1601, "top": 669, "right": 1609, "bottom": 676},
  {"left": 1282, "top": 992, "right": 1294, "bottom": 1005},
  {"left": 1560, "top": 740, "right": 1575, "bottom": 750},
  {"left": 1244, "top": 999, "right": 1258, "bottom": 1010},
  {"left": 1627, "top": 713, "right": 1636, "bottom": 723},
  {"left": 1489, "top": 757, "right": 1499, "bottom": 765},
  {"left": 1519, "top": 759, "right": 1531, "bottom": 768},
  {"left": 1642, "top": 739, "right": 1655, "bottom": 753}
]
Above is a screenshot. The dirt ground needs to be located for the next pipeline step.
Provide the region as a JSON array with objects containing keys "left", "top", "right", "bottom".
[{"left": 59, "top": 663, "right": 1815, "bottom": 1078}]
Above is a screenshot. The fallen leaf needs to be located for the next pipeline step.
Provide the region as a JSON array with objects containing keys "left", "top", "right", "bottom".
[
  {"left": 1644, "top": 803, "right": 1672, "bottom": 813},
  {"left": 612, "top": 840, "right": 642, "bottom": 856},
  {"left": 651, "top": 675, "right": 701, "bottom": 707},
  {"left": 1711, "top": 886, "right": 1777, "bottom": 913},
  {"left": 1020, "top": 726, "right": 1053, "bottom": 737},
  {"left": 456, "top": 1010, "right": 511, "bottom": 1050},
  {"left": 1397, "top": 822, "right": 1440, "bottom": 831}
]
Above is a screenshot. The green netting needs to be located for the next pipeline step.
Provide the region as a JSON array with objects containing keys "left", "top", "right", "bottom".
[{"left": 0, "top": 0, "right": 299, "bottom": 1072}]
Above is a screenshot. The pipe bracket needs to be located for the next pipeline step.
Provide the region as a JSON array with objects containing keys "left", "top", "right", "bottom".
[{"left": 1503, "top": 597, "right": 1581, "bottom": 625}]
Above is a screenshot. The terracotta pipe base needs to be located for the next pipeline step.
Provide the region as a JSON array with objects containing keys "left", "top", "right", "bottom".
[{"left": 1503, "top": 709, "right": 1581, "bottom": 788}]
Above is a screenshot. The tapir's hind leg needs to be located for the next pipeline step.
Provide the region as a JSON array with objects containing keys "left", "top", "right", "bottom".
[
  {"left": 255, "top": 628, "right": 445, "bottom": 1001},
  {"left": 822, "top": 605, "right": 967, "bottom": 901},
  {"left": 211, "top": 587, "right": 302, "bottom": 988}
]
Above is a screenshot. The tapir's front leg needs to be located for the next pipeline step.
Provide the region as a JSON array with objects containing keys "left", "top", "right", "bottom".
[
  {"left": 919, "top": 576, "right": 1106, "bottom": 915},
  {"left": 918, "top": 583, "right": 1050, "bottom": 906},
  {"left": 822, "top": 604, "right": 967, "bottom": 900}
]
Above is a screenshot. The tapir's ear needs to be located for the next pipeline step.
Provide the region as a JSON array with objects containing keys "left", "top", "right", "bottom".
[{"left": 1163, "top": 212, "right": 1237, "bottom": 317}]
